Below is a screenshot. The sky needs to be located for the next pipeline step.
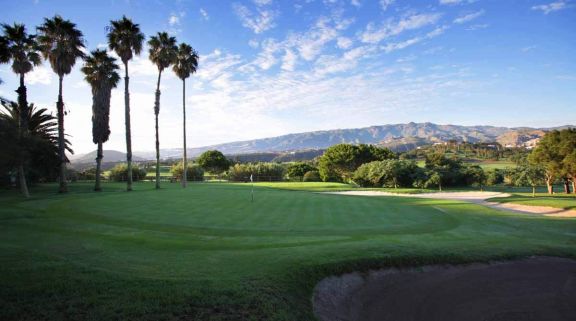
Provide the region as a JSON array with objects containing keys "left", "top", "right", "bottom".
[{"left": 1, "top": 0, "right": 575, "bottom": 155}]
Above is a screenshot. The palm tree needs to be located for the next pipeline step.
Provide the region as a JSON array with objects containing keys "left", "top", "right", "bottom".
[
  {"left": 37, "top": 15, "right": 85, "bottom": 193},
  {"left": 1, "top": 99, "right": 73, "bottom": 182},
  {"left": 148, "top": 32, "right": 177, "bottom": 189},
  {"left": 107, "top": 16, "right": 144, "bottom": 192},
  {"left": 172, "top": 43, "right": 199, "bottom": 188},
  {"left": 0, "top": 36, "right": 10, "bottom": 83},
  {"left": 1, "top": 23, "right": 42, "bottom": 198},
  {"left": 81, "top": 50, "right": 120, "bottom": 191}
]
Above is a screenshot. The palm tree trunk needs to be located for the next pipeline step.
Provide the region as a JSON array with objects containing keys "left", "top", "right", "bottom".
[
  {"left": 95, "top": 141, "right": 103, "bottom": 191},
  {"left": 182, "top": 78, "right": 187, "bottom": 188},
  {"left": 124, "top": 61, "right": 133, "bottom": 192},
  {"left": 57, "top": 75, "right": 67, "bottom": 193},
  {"left": 17, "top": 73, "right": 29, "bottom": 198},
  {"left": 154, "top": 71, "right": 162, "bottom": 189}
]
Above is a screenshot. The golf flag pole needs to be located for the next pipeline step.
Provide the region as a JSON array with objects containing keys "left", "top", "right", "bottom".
[{"left": 250, "top": 174, "right": 254, "bottom": 203}]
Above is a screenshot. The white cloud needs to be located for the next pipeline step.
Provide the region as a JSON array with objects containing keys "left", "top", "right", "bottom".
[
  {"left": 337, "top": 37, "right": 353, "bottom": 49},
  {"left": 253, "top": 0, "right": 272, "bottom": 5},
  {"left": 380, "top": 26, "right": 447, "bottom": 53},
  {"left": 454, "top": 10, "right": 485, "bottom": 24},
  {"left": 281, "top": 49, "right": 297, "bottom": 71},
  {"left": 379, "top": 0, "right": 395, "bottom": 11},
  {"left": 440, "top": 0, "right": 462, "bottom": 4},
  {"left": 521, "top": 45, "right": 537, "bottom": 52},
  {"left": 200, "top": 8, "right": 209, "bottom": 20},
  {"left": 169, "top": 14, "right": 180, "bottom": 26},
  {"left": 532, "top": 1, "right": 569, "bottom": 14},
  {"left": 27, "top": 66, "right": 53, "bottom": 85},
  {"left": 466, "top": 23, "right": 489, "bottom": 31},
  {"left": 351, "top": 0, "right": 361, "bottom": 7},
  {"left": 360, "top": 13, "right": 442, "bottom": 44},
  {"left": 233, "top": 3, "right": 277, "bottom": 34}
]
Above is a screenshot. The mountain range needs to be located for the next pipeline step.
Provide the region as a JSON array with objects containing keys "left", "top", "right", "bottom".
[{"left": 71, "top": 122, "right": 572, "bottom": 164}]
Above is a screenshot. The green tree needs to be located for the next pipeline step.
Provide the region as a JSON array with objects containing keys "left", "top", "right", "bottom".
[
  {"left": 197, "top": 150, "right": 230, "bottom": 175},
  {"left": 37, "top": 15, "right": 85, "bottom": 193},
  {"left": 424, "top": 153, "right": 462, "bottom": 191},
  {"left": 107, "top": 16, "right": 145, "bottom": 192},
  {"left": 318, "top": 144, "right": 395, "bottom": 182},
  {"left": 462, "top": 165, "right": 487, "bottom": 191},
  {"left": 172, "top": 43, "right": 199, "bottom": 187},
  {"left": 1, "top": 23, "right": 42, "bottom": 197},
  {"left": 286, "top": 162, "right": 316, "bottom": 181},
  {"left": 528, "top": 130, "right": 569, "bottom": 194},
  {"left": 148, "top": 32, "right": 177, "bottom": 189},
  {"left": 81, "top": 50, "right": 120, "bottom": 191},
  {"left": 513, "top": 164, "right": 545, "bottom": 197},
  {"left": 108, "top": 163, "right": 147, "bottom": 182},
  {"left": 1, "top": 99, "right": 72, "bottom": 184}
]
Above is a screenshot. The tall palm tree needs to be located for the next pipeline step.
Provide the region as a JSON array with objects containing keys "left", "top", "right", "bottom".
[
  {"left": 81, "top": 50, "right": 120, "bottom": 191},
  {"left": 172, "top": 43, "right": 199, "bottom": 188},
  {"left": 37, "top": 15, "right": 85, "bottom": 193},
  {"left": 0, "top": 36, "right": 10, "bottom": 83},
  {"left": 148, "top": 32, "right": 177, "bottom": 189},
  {"left": 1, "top": 23, "right": 42, "bottom": 198},
  {"left": 107, "top": 16, "right": 144, "bottom": 192}
]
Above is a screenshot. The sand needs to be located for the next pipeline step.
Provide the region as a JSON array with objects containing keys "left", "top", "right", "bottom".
[
  {"left": 313, "top": 257, "right": 576, "bottom": 321},
  {"left": 323, "top": 191, "right": 576, "bottom": 218}
]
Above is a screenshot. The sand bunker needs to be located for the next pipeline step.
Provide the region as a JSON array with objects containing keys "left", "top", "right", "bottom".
[
  {"left": 324, "top": 191, "right": 576, "bottom": 217},
  {"left": 313, "top": 257, "right": 576, "bottom": 321}
]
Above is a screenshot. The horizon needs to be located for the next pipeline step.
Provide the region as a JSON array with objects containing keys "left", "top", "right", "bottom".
[{"left": 1, "top": 0, "right": 575, "bottom": 154}]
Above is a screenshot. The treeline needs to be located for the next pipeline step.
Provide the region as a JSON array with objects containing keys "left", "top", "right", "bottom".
[
  {"left": 403, "top": 141, "right": 529, "bottom": 161},
  {"left": 0, "top": 15, "right": 199, "bottom": 196}
]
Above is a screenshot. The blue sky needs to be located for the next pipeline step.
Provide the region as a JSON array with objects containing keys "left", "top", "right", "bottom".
[{"left": 1, "top": 0, "right": 575, "bottom": 154}]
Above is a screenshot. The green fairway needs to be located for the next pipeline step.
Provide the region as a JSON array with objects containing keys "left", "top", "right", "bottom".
[{"left": 1, "top": 182, "right": 575, "bottom": 320}]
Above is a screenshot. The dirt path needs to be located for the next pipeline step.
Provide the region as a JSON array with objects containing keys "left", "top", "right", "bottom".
[
  {"left": 313, "top": 257, "right": 576, "bottom": 321},
  {"left": 324, "top": 191, "right": 576, "bottom": 218}
]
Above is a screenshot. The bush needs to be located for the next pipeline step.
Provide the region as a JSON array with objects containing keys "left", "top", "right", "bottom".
[
  {"left": 77, "top": 167, "right": 97, "bottom": 180},
  {"left": 109, "top": 163, "right": 147, "bottom": 182},
  {"left": 303, "top": 170, "right": 321, "bottom": 182},
  {"left": 353, "top": 160, "right": 421, "bottom": 188},
  {"left": 227, "top": 163, "right": 285, "bottom": 182},
  {"left": 286, "top": 162, "right": 317, "bottom": 181},
  {"left": 170, "top": 162, "right": 204, "bottom": 181}
]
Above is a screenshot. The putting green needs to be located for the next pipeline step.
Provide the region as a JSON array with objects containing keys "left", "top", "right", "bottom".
[{"left": 1, "top": 182, "right": 575, "bottom": 320}]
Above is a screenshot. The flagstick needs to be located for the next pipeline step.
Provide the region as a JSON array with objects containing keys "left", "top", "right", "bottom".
[{"left": 250, "top": 174, "right": 254, "bottom": 203}]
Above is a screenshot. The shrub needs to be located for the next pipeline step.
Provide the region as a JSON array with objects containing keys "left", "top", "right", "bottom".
[
  {"left": 286, "top": 162, "right": 317, "bottom": 181},
  {"left": 170, "top": 162, "right": 204, "bottom": 181},
  {"left": 353, "top": 160, "right": 421, "bottom": 188},
  {"left": 227, "top": 163, "right": 285, "bottom": 182},
  {"left": 109, "top": 163, "right": 147, "bottom": 182},
  {"left": 303, "top": 170, "right": 321, "bottom": 182}
]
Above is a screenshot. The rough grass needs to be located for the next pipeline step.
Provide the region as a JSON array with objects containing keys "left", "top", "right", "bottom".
[{"left": 1, "top": 182, "right": 575, "bottom": 320}]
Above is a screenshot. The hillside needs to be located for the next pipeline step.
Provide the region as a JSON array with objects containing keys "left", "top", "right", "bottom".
[
  {"left": 172, "top": 122, "right": 568, "bottom": 157},
  {"left": 71, "top": 150, "right": 145, "bottom": 164},
  {"left": 75, "top": 123, "right": 571, "bottom": 162}
]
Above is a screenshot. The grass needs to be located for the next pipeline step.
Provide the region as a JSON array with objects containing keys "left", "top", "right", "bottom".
[{"left": 1, "top": 182, "right": 575, "bottom": 320}]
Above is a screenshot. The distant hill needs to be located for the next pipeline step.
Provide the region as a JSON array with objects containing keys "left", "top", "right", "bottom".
[
  {"left": 141, "top": 122, "right": 570, "bottom": 158},
  {"left": 85, "top": 123, "right": 571, "bottom": 162},
  {"left": 71, "top": 150, "right": 145, "bottom": 164}
]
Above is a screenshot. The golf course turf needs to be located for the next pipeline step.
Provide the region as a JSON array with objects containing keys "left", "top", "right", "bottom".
[{"left": 1, "top": 182, "right": 575, "bottom": 320}]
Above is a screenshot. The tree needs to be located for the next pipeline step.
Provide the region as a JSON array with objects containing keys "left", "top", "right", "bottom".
[
  {"left": 107, "top": 16, "right": 144, "bottom": 192},
  {"left": 170, "top": 162, "right": 204, "bottom": 182},
  {"left": 37, "top": 15, "right": 85, "bottom": 193},
  {"left": 81, "top": 50, "right": 120, "bottom": 191},
  {"left": 513, "top": 164, "right": 545, "bottom": 197},
  {"left": 424, "top": 153, "right": 462, "bottom": 191},
  {"left": 197, "top": 150, "right": 230, "bottom": 175},
  {"left": 462, "top": 165, "right": 486, "bottom": 191},
  {"left": 1, "top": 23, "right": 42, "bottom": 197},
  {"left": 172, "top": 43, "right": 199, "bottom": 187},
  {"left": 528, "top": 130, "right": 571, "bottom": 194},
  {"left": 318, "top": 144, "right": 395, "bottom": 182},
  {"left": 353, "top": 160, "right": 420, "bottom": 188},
  {"left": 148, "top": 32, "right": 177, "bottom": 189},
  {"left": 1, "top": 99, "right": 72, "bottom": 184},
  {"left": 286, "top": 162, "right": 316, "bottom": 181},
  {"left": 0, "top": 36, "right": 10, "bottom": 84}
]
